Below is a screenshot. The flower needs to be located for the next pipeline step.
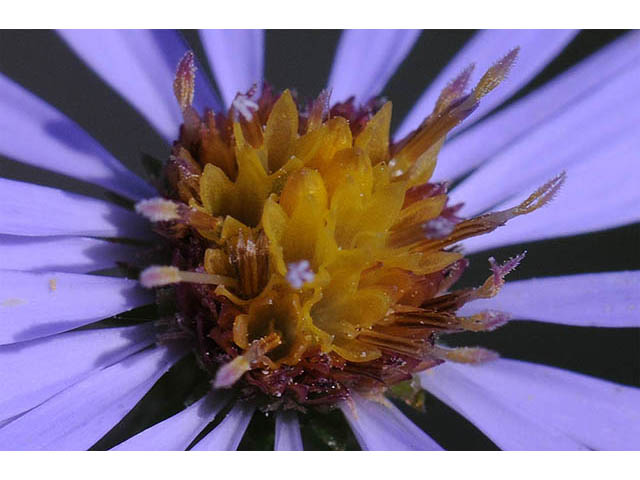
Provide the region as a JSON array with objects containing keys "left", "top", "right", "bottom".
[{"left": 0, "top": 29, "right": 638, "bottom": 451}]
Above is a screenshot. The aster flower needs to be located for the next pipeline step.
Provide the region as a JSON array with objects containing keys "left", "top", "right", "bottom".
[{"left": 0, "top": 29, "right": 638, "bottom": 452}]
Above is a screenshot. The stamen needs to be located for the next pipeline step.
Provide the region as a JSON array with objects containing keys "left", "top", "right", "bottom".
[
  {"left": 214, "top": 332, "right": 282, "bottom": 388},
  {"left": 232, "top": 93, "right": 259, "bottom": 121},
  {"left": 139, "top": 265, "right": 238, "bottom": 288},
  {"left": 135, "top": 197, "right": 221, "bottom": 238},
  {"left": 135, "top": 198, "right": 180, "bottom": 222},
  {"left": 286, "top": 260, "right": 315, "bottom": 289},
  {"left": 173, "top": 51, "right": 196, "bottom": 112},
  {"left": 417, "top": 172, "right": 567, "bottom": 252}
]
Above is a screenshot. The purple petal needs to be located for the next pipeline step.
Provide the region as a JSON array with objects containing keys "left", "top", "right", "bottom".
[
  {"left": 0, "top": 74, "right": 155, "bottom": 201},
  {"left": 340, "top": 394, "right": 442, "bottom": 451},
  {"left": 421, "top": 359, "right": 640, "bottom": 450},
  {"left": 58, "top": 30, "right": 220, "bottom": 141},
  {"left": 0, "top": 178, "right": 151, "bottom": 240},
  {"left": 0, "top": 346, "right": 184, "bottom": 450},
  {"left": 328, "top": 29, "right": 421, "bottom": 104},
  {"left": 0, "top": 235, "right": 141, "bottom": 274},
  {"left": 419, "top": 361, "right": 586, "bottom": 450},
  {"left": 0, "top": 324, "right": 155, "bottom": 422},
  {"left": 274, "top": 411, "right": 303, "bottom": 451},
  {"left": 451, "top": 60, "right": 640, "bottom": 217},
  {"left": 461, "top": 132, "right": 640, "bottom": 252},
  {"left": 434, "top": 31, "right": 640, "bottom": 182},
  {"left": 113, "top": 392, "right": 230, "bottom": 450},
  {"left": 199, "top": 30, "right": 264, "bottom": 108},
  {"left": 190, "top": 402, "right": 255, "bottom": 451},
  {"left": 0, "top": 269, "right": 152, "bottom": 344},
  {"left": 396, "top": 29, "right": 578, "bottom": 139},
  {"left": 458, "top": 271, "right": 640, "bottom": 327},
  {"left": 419, "top": 364, "right": 585, "bottom": 450}
]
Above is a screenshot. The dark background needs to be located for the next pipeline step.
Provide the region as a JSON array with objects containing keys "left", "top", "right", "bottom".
[{"left": 0, "top": 30, "right": 638, "bottom": 450}]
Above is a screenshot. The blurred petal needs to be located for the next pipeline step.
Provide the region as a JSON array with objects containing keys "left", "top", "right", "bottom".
[
  {"left": 458, "top": 271, "right": 640, "bottom": 327},
  {"left": 420, "top": 359, "right": 640, "bottom": 450},
  {"left": 0, "top": 269, "right": 152, "bottom": 344},
  {"left": 341, "top": 394, "right": 442, "bottom": 450},
  {"left": 199, "top": 29, "right": 264, "bottom": 108},
  {"left": 461, "top": 133, "right": 640, "bottom": 252},
  {"left": 396, "top": 29, "right": 578, "bottom": 139},
  {"left": 0, "top": 74, "right": 155, "bottom": 201},
  {"left": 0, "top": 235, "right": 141, "bottom": 274},
  {"left": 328, "top": 29, "right": 421, "bottom": 104},
  {"left": 451, "top": 61, "right": 640, "bottom": 216},
  {"left": 190, "top": 402, "right": 255, "bottom": 451},
  {"left": 113, "top": 391, "right": 230, "bottom": 450},
  {"left": 274, "top": 411, "right": 303, "bottom": 451},
  {"left": 0, "top": 324, "right": 155, "bottom": 422},
  {"left": 58, "top": 29, "right": 220, "bottom": 141},
  {"left": 419, "top": 363, "right": 586, "bottom": 450},
  {"left": 434, "top": 31, "right": 640, "bottom": 182},
  {"left": 0, "top": 346, "right": 185, "bottom": 450},
  {"left": 0, "top": 178, "right": 151, "bottom": 240}
]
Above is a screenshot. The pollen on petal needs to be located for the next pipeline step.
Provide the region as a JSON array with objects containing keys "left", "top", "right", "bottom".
[
  {"left": 135, "top": 198, "right": 180, "bottom": 222},
  {"left": 232, "top": 93, "right": 259, "bottom": 121},
  {"left": 422, "top": 217, "right": 457, "bottom": 239},
  {"left": 286, "top": 260, "right": 315, "bottom": 289}
]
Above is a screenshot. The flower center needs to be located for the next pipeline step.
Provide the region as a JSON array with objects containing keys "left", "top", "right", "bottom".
[{"left": 136, "top": 50, "right": 564, "bottom": 410}]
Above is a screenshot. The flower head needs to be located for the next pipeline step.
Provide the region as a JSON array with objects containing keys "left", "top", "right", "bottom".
[
  {"left": 1, "top": 29, "right": 638, "bottom": 452},
  {"left": 134, "top": 49, "right": 564, "bottom": 411}
]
